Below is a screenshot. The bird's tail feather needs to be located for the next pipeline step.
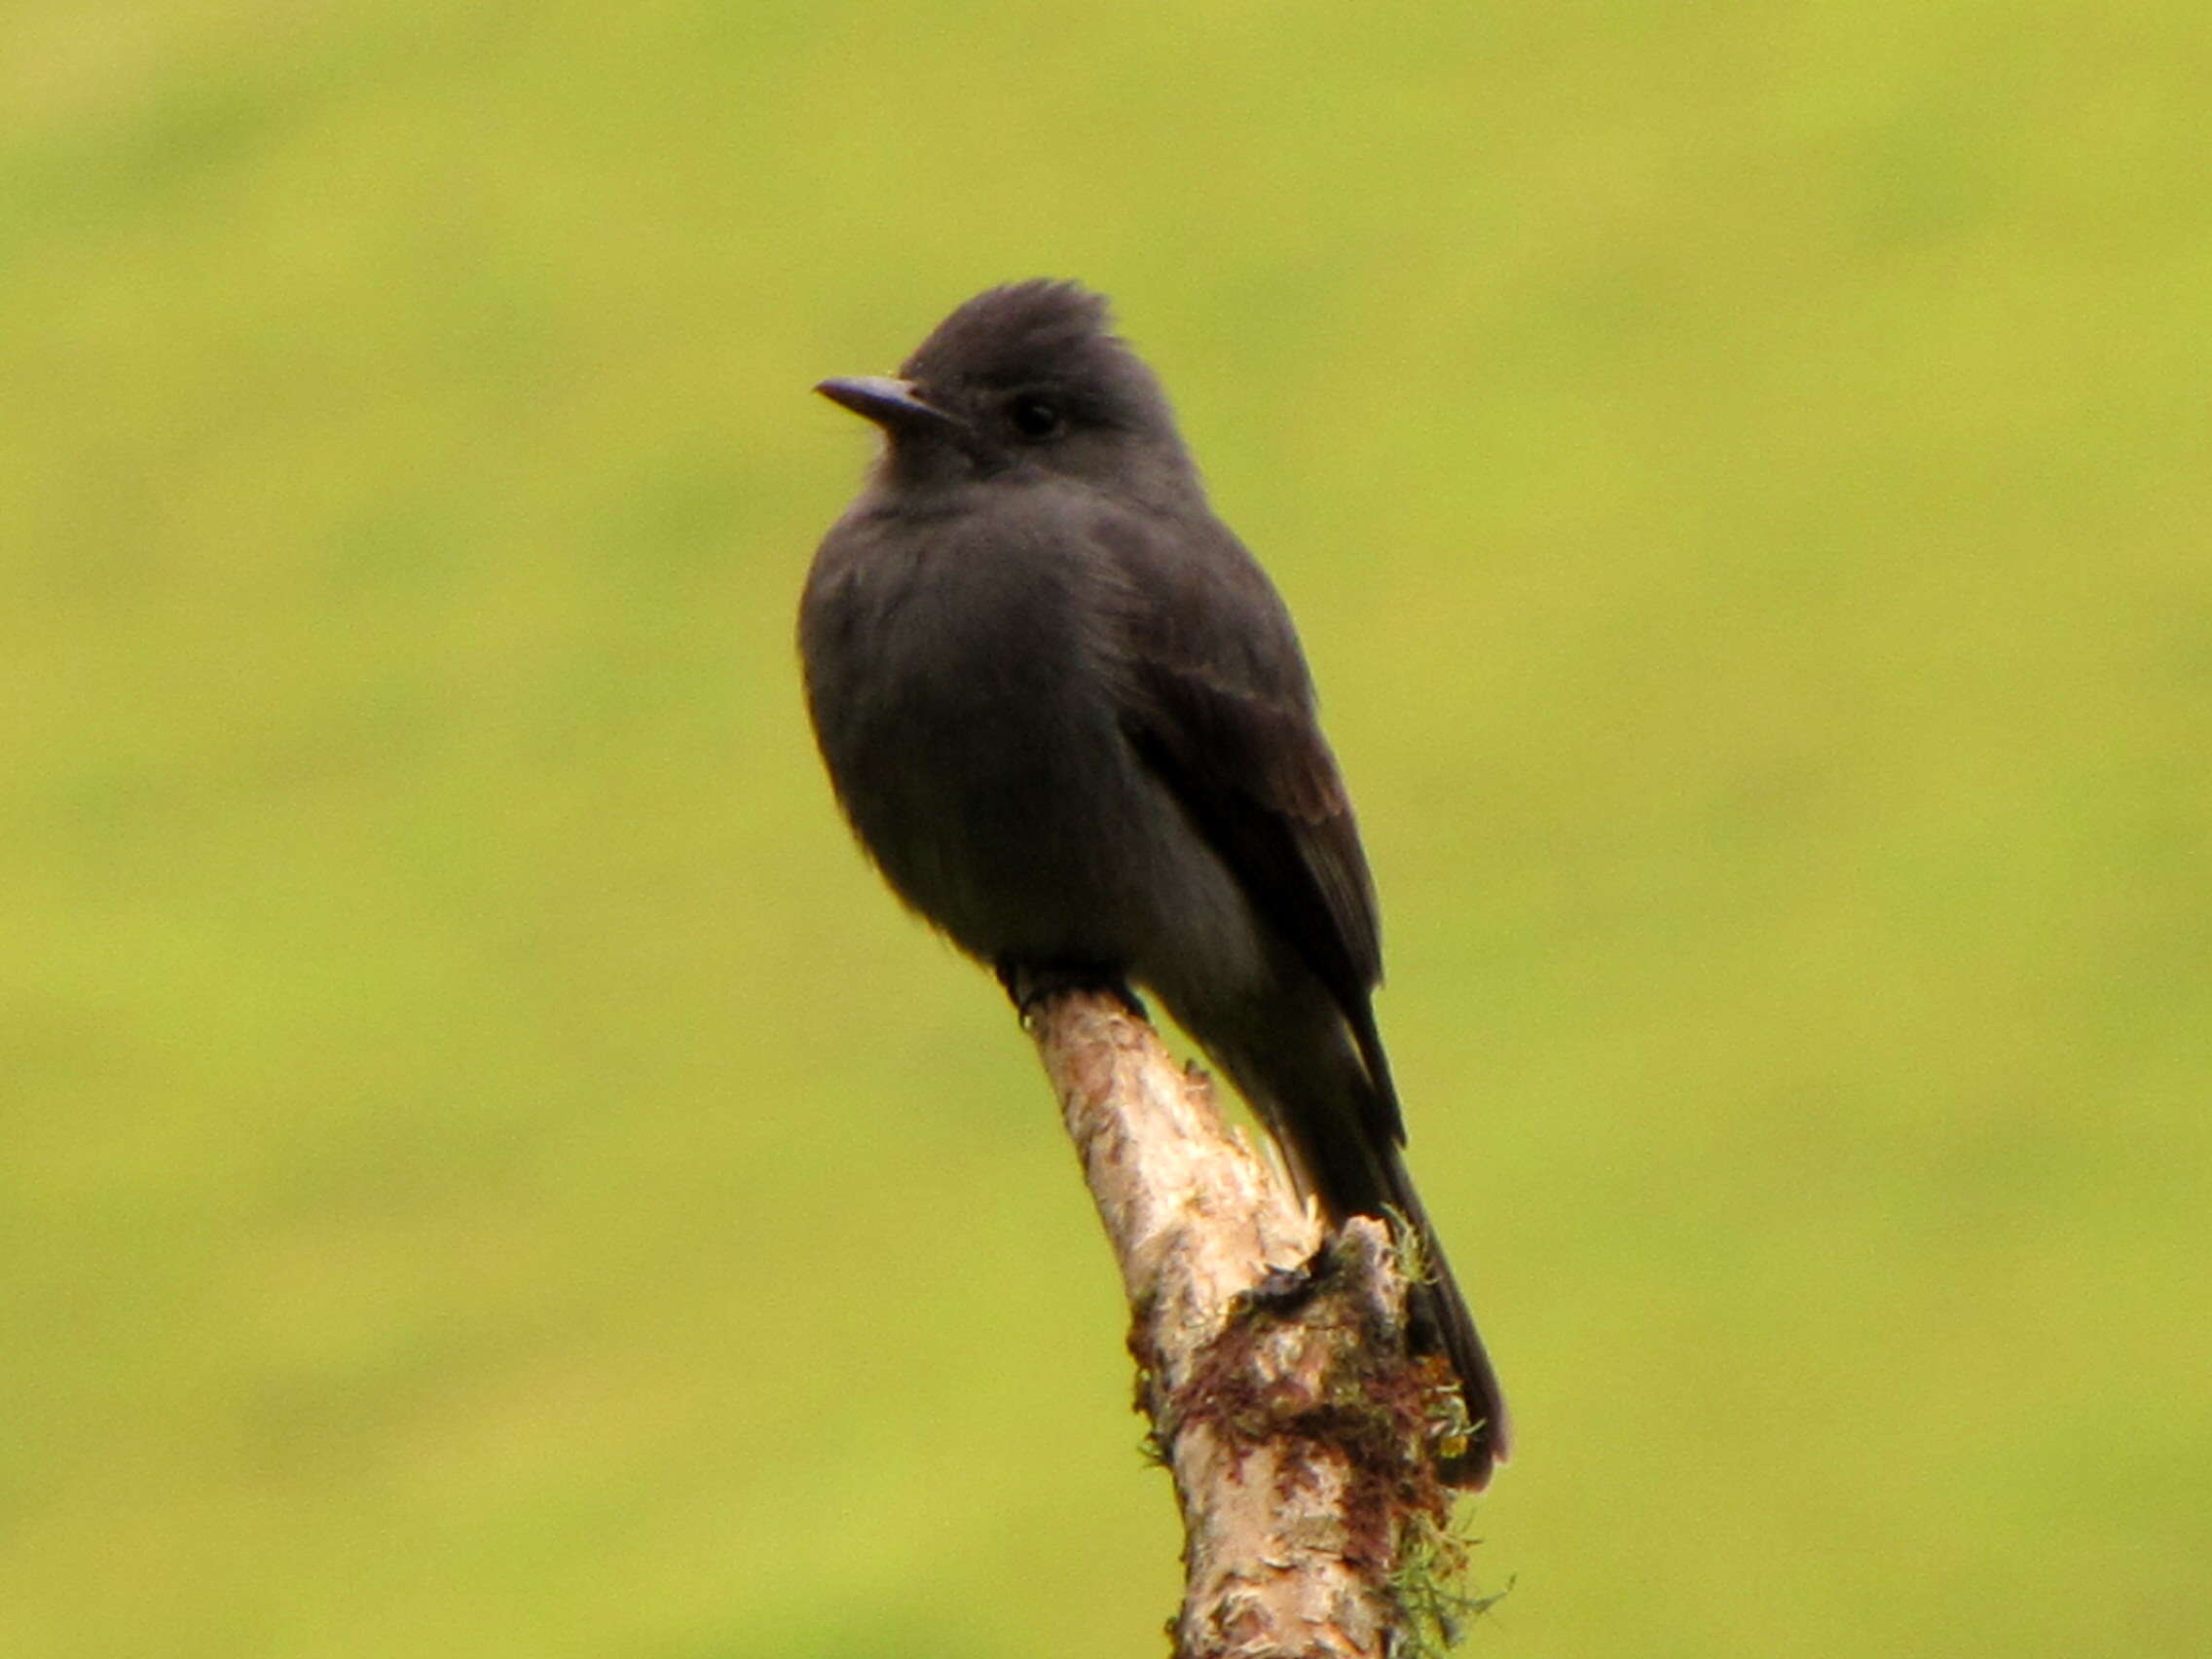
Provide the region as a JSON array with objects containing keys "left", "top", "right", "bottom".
[
  {"left": 1198, "top": 1019, "right": 1509, "bottom": 1486},
  {"left": 1372, "top": 1144, "right": 1511, "bottom": 1489}
]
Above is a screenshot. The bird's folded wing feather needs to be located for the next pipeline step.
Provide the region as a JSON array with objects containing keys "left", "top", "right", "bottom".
[{"left": 1100, "top": 513, "right": 1400, "bottom": 1140}]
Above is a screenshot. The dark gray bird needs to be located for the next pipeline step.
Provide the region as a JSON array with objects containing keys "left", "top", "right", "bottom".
[{"left": 799, "top": 280, "right": 1506, "bottom": 1486}]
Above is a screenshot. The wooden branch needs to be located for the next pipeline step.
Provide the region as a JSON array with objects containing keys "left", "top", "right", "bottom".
[{"left": 1024, "top": 990, "right": 1470, "bottom": 1659}]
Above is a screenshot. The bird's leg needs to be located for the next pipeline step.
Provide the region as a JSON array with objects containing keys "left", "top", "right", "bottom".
[{"left": 995, "top": 958, "right": 1148, "bottom": 1023}]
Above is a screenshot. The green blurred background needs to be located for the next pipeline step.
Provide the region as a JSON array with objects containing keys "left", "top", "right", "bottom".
[{"left": 5, "top": 3, "right": 2207, "bottom": 1654}]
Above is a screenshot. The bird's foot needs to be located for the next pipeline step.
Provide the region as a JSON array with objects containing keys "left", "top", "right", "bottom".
[{"left": 995, "top": 960, "right": 1147, "bottom": 1022}]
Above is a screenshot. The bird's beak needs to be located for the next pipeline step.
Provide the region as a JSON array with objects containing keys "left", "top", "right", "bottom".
[{"left": 815, "top": 376, "right": 964, "bottom": 441}]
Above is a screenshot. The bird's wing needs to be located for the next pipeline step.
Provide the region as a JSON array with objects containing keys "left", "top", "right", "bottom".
[{"left": 1102, "top": 512, "right": 1400, "bottom": 1139}]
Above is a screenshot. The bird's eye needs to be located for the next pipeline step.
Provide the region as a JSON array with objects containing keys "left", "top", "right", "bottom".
[{"left": 1005, "top": 395, "right": 1066, "bottom": 441}]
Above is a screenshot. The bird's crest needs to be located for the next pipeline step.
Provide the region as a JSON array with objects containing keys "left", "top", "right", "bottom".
[{"left": 903, "top": 279, "right": 1121, "bottom": 390}]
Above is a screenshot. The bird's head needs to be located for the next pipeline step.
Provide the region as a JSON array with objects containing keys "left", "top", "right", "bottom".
[{"left": 817, "top": 280, "right": 1202, "bottom": 506}]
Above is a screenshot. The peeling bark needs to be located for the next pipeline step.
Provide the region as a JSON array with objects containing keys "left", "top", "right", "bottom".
[{"left": 1024, "top": 991, "right": 1468, "bottom": 1659}]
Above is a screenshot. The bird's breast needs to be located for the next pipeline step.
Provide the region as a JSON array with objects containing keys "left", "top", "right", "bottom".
[{"left": 800, "top": 507, "right": 1161, "bottom": 961}]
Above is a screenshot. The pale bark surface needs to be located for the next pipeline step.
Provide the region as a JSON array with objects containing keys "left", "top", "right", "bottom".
[{"left": 1024, "top": 990, "right": 1468, "bottom": 1659}]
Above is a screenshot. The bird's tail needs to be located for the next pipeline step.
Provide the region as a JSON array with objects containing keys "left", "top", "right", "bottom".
[
  {"left": 1264, "top": 1085, "right": 1510, "bottom": 1485},
  {"left": 1369, "top": 1142, "right": 1511, "bottom": 1489},
  {"left": 1183, "top": 1001, "right": 1508, "bottom": 1486}
]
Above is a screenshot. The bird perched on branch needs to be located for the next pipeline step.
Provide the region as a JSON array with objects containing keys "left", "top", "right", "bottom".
[{"left": 799, "top": 280, "right": 1507, "bottom": 1487}]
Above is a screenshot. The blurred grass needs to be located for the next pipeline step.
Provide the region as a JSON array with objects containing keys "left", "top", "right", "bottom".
[{"left": 3, "top": 2, "right": 2208, "bottom": 1655}]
